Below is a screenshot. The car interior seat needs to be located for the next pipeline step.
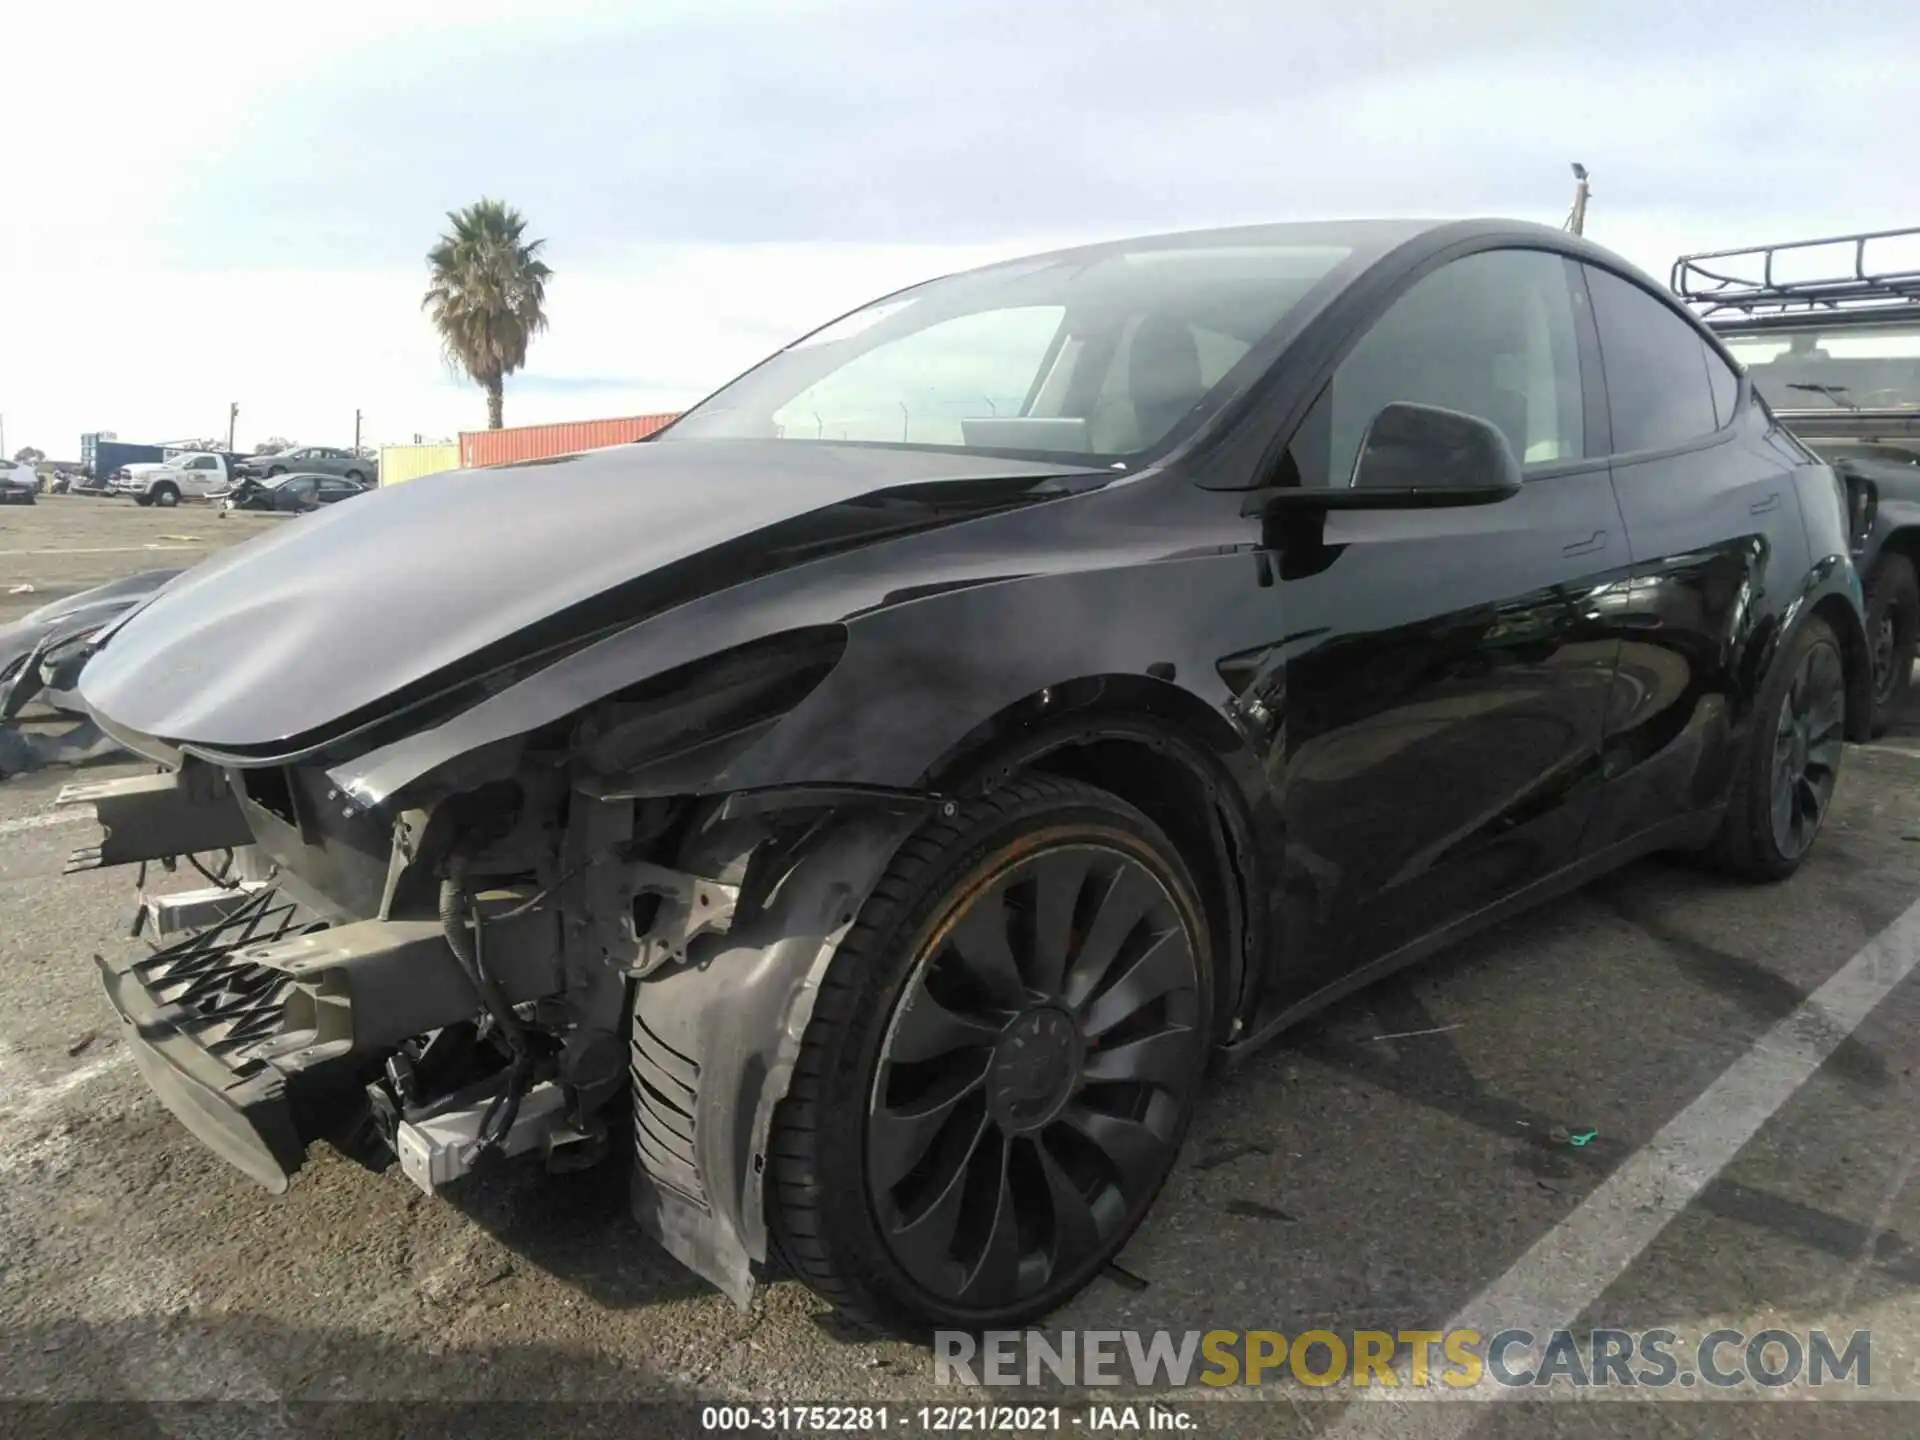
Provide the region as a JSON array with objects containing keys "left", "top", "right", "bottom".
[{"left": 1128, "top": 315, "right": 1206, "bottom": 445}]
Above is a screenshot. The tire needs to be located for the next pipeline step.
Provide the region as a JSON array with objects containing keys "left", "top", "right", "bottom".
[
  {"left": 1708, "top": 616, "right": 1847, "bottom": 880},
  {"left": 345, "top": 470, "right": 364, "bottom": 485},
  {"left": 767, "top": 774, "right": 1214, "bottom": 1337},
  {"left": 132, "top": 494, "right": 153, "bottom": 508},
  {"left": 1863, "top": 553, "right": 1918, "bottom": 737},
  {"left": 266, "top": 466, "right": 285, "bottom": 478},
  {"left": 151, "top": 483, "right": 180, "bottom": 508}
]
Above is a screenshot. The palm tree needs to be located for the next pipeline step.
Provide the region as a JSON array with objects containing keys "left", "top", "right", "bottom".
[{"left": 423, "top": 199, "right": 552, "bottom": 430}]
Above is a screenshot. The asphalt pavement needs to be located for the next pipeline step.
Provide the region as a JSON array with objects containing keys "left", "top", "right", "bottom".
[{"left": 0, "top": 496, "right": 1916, "bottom": 1437}]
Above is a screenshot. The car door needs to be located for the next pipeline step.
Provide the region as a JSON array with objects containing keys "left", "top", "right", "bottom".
[
  {"left": 270, "top": 477, "right": 311, "bottom": 511},
  {"left": 1574, "top": 263, "right": 1817, "bottom": 852},
  {"left": 184, "top": 456, "right": 218, "bottom": 496},
  {"left": 1235, "top": 247, "right": 1628, "bottom": 981}
]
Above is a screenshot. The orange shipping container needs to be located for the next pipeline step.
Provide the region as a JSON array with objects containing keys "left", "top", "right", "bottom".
[{"left": 459, "top": 413, "right": 680, "bottom": 468}]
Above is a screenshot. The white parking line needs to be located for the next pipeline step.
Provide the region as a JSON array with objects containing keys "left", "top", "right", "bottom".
[
  {"left": 0, "top": 807, "right": 92, "bottom": 837},
  {"left": 1327, "top": 893, "right": 1920, "bottom": 1433},
  {"left": 0, "top": 1040, "right": 286, "bottom": 1411},
  {"left": 0, "top": 1051, "right": 130, "bottom": 1152}
]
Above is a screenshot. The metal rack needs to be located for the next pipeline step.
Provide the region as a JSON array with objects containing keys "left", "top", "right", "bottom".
[{"left": 1672, "top": 226, "right": 1920, "bottom": 327}]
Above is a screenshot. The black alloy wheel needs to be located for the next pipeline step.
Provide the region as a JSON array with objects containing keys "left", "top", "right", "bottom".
[
  {"left": 768, "top": 775, "right": 1212, "bottom": 1335},
  {"left": 868, "top": 841, "right": 1201, "bottom": 1311},
  {"left": 1768, "top": 632, "right": 1845, "bottom": 862}
]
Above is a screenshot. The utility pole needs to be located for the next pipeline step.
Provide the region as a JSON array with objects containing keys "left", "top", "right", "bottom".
[
  {"left": 227, "top": 402, "right": 239, "bottom": 452},
  {"left": 354, "top": 408, "right": 363, "bottom": 453},
  {"left": 1566, "top": 163, "right": 1591, "bottom": 237}
]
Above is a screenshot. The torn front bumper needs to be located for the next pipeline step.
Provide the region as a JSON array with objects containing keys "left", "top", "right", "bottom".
[
  {"left": 93, "top": 885, "right": 565, "bottom": 1193},
  {"left": 94, "top": 890, "right": 324, "bottom": 1192}
]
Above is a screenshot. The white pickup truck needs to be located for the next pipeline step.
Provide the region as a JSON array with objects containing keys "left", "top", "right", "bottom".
[{"left": 112, "top": 452, "right": 236, "bottom": 507}]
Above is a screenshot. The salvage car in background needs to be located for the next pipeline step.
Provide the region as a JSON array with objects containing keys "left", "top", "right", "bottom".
[
  {"left": 52, "top": 219, "right": 1869, "bottom": 1337},
  {"left": 0, "top": 569, "right": 180, "bottom": 776},
  {"left": 218, "top": 472, "right": 369, "bottom": 514},
  {"left": 1, "top": 461, "right": 37, "bottom": 505},
  {"left": 1675, "top": 226, "right": 1920, "bottom": 733},
  {"left": 238, "top": 446, "right": 377, "bottom": 486}
]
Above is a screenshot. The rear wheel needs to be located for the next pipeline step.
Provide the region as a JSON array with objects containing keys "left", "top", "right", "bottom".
[
  {"left": 1864, "top": 554, "right": 1918, "bottom": 737},
  {"left": 1709, "top": 616, "right": 1846, "bottom": 880},
  {"left": 768, "top": 775, "right": 1212, "bottom": 1336}
]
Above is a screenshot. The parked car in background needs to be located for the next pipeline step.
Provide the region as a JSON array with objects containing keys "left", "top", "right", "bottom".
[
  {"left": 238, "top": 446, "right": 378, "bottom": 486},
  {"left": 112, "top": 452, "right": 238, "bottom": 507},
  {"left": 1, "top": 463, "right": 37, "bottom": 505},
  {"left": 54, "top": 219, "right": 1872, "bottom": 1337},
  {"left": 1675, "top": 226, "right": 1920, "bottom": 733},
  {"left": 217, "top": 473, "right": 369, "bottom": 514}
]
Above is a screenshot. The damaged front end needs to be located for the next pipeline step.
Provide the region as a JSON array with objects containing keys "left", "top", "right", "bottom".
[{"left": 65, "top": 625, "right": 928, "bottom": 1304}]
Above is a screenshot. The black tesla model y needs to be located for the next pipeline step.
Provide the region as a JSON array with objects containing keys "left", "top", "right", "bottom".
[{"left": 57, "top": 218, "right": 1869, "bottom": 1335}]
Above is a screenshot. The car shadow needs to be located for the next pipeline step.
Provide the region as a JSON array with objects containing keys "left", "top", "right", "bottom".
[
  {"left": 0, "top": 1313, "right": 686, "bottom": 1433},
  {"left": 430, "top": 1132, "right": 713, "bottom": 1312}
]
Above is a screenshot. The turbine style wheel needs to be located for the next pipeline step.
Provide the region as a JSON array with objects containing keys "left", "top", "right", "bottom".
[
  {"left": 1711, "top": 615, "right": 1847, "bottom": 880},
  {"left": 769, "top": 775, "right": 1212, "bottom": 1335}
]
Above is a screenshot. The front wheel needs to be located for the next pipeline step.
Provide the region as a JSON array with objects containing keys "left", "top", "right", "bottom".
[
  {"left": 1709, "top": 616, "right": 1847, "bottom": 880},
  {"left": 132, "top": 493, "right": 154, "bottom": 508},
  {"left": 1864, "top": 554, "right": 1918, "bottom": 737},
  {"left": 151, "top": 483, "right": 180, "bottom": 508},
  {"left": 768, "top": 775, "right": 1213, "bottom": 1337}
]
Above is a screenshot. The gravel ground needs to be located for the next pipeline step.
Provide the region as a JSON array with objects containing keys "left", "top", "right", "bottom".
[{"left": 0, "top": 494, "right": 1916, "bottom": 1437}]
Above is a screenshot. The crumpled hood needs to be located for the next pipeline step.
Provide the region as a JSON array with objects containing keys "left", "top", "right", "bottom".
[{"left": 78, "top": 438, "right": 1097, "bottom": 749}]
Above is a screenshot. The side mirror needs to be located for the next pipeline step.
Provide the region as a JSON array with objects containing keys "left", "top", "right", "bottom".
[
  {"left": 1263, "top": 401, "right": 1525, "bottom": 512},
  {"left": 1347, "top": 401, "right": 1523, "bottom": 505}
]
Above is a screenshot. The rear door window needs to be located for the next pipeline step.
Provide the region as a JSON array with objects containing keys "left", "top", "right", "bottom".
[{"left": 1584, "top": 265, "right": 1719, "bottom": 453}]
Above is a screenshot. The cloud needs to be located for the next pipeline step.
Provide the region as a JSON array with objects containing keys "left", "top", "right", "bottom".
[{"left": 4, "top": 0, "right": 1917, "bottom": 456}]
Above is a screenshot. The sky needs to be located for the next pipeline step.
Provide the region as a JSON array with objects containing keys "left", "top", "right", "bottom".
[{"left": 3, "top": 0, "right": 1918, "bottom": 459}]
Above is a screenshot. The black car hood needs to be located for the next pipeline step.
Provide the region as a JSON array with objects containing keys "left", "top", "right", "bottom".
[{"left": 78, "top": 439, "right": 1101, "bottom": 750}]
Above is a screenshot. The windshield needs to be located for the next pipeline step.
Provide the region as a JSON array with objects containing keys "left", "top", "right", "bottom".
[
  {"left": 1724, "top": 322, "right": 1920, "bottom": 412},
  {"left": 663, "top": 241, "right": 1355, "bottom": 461}
]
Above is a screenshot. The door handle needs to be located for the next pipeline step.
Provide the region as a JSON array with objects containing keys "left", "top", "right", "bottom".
[
  {"left": 1561, "top": 529, "right": 1608, "bottom": 557},
  {"left": 1750, "top": 492, "right": 1781, "bottom": 515}
]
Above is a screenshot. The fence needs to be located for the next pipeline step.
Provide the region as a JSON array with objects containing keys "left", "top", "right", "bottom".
[
  {"left": 377, "top": 442, "right": 461, "bottom": 485},
  {"left": 458, "top": 413, "right": 680, "bottom": 469}
]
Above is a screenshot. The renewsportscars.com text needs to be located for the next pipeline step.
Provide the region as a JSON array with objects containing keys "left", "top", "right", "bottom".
[{"left": 935, "top": 1328, "right": 1872, "bottom": 1390}]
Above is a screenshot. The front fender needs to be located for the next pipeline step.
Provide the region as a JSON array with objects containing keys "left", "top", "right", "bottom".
[{"left": 628, "top": 807, "right": 921, "bottom": 1306}]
